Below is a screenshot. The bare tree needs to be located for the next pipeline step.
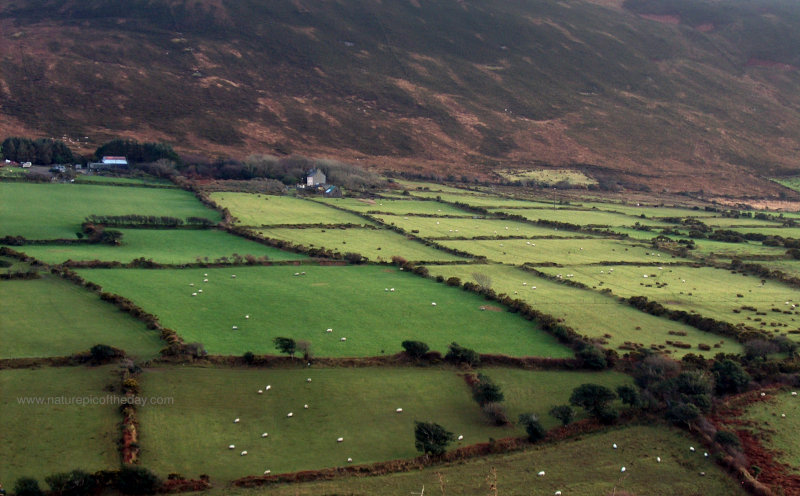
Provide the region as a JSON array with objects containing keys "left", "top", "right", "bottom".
[{"left": 472, "top": 272, "right": 492, "bottom": 291}]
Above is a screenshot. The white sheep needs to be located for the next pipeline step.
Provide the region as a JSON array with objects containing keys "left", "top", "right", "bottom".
[
  {"left": 307, "top": 378, "right": 312, "bottom": 382},
  {"left": 192, "top": 292, "right": 197, "bottom": 296},
  {"left": 385, "top": 288, "right": 389, "bottom": 291},
  {"left": 198, "top": 289, "right": 203, "bottom": 293},
  {"left": 189, "top": 283, "right": 194, "bottom": 286},
  {"left": 396, "top": 408, "right": 403, "bottom": 413},
  {"left": 782, "top": 413, "right": 786, "bottom": 418},
  {"left": 537, "top": 471, "right": 545, "bottom": 476},
  {"left": 347, "top": 457, "right": 353, "bottom": 463},
  {"left": 761, "top": 392, "right": 766, "bottom": 397},
  {"left": 266, "top": 385, "right": 271, "bottom": 390},
  {"left": 390, "top": 288, "right": 395, "bottom": 292},
  {"left": 294, "top": 272, "right": 300, "bottom": 276},
  {"left": 704, "top": 452, "right": 709, "bottom": 457},
  {"left": 229, "top": 444, "right": 235, "bottom": 449},
  {"left": 555, "top": 492, "right": 562, "bottom": 496},
  {"left": 337, "top": 437, "right": 344, "bottom": 442},
  {"left": 203, "top": 278, "right": 208, "bottom": 282},
  {"left": 258, "top": 390, "right": 263, "bottom": 394},
  {"left": 262, "top": 433, "right": 269, "bottom": 438},
  {"left": 204, "top": 273, "right": 208, "bottom": 276},
  {"left": 457, "top": 435, "right": 464, "bottom": 440},
  {"left": 234, "top": 418, "right": 240, "bottom": 423},
  {"left": 341, "top": 337, "right": 347, "bottom": 341},
  {"left": 232, "top": 326, "right": 238, "bottom": 330},
  {"left": 231, "top": 274, "right": 236, "bottom": 278},
  {"left": 431, "top": 302, "right": 437, "bottom": 306},
  {"left": 304, "top": 404, "right": 309, "bottom": 409},
  {"left": 620, "top": 467, "right": 626, "bottom": 472},
  {"left": 241, "top": 451, "right": 247, "bottom": 456},
  {"left": 263, "top": 470, "right": 271, "bottom": 475},
  {"left": 792, "top": 392, "right": 797, "bottom": 396},
  {"left": 612, "top": 443, "right": 617, "bottom": 449},
  {"left": 657, "top": 456, "right": 661, "bottom": 463},
  {"left": 326, "top": 328, "right": 333, "bottom": 333},
  {"left": 287, "top": 412, "right": 293, "bottom": 417},
  {"left": 301, "top": 271, "right": 306, "bottom": 275},
  {"left": 689, "top": 446, "right": 695, "bottom": 452},
  {"left": 245, "top": 315, "right": 250, "bottom": 319}
]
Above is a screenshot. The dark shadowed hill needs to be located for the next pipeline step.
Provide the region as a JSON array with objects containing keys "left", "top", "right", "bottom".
[{"left": 2, "top": 0, "right": 800, "bottom": 196}]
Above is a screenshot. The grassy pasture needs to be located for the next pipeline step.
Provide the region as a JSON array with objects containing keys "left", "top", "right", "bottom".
[
  {"left": 215, "top": 425, "right": 745, "bottom": 496},
  {"left": 577, "top": 202, "right": 720, "bottom": 219},
  {"left": 688, "top": 239, "right": 788, "bottom": 259},
  {"left": 701, "top": 217, "right": 784, "bottom": 228},
  {"left": 77, "top": 265, "right": 571, "bottom": 358},
  {"left": 438, "top": 238, "right": 680, "bottom": 265},
  {"left": 0, "top": 276, "right": 163, "bottom": 359},
  {"left": 393, "top": 180, "right": 486, "bottom": 195},
  {"left": 425, "top": 264, "right": 742, "bottom": 357},
  {"left": 491, "top": 208, "right": 671, "bottom": 228},
  {"left": 73, "top": 175, "right": 176, "bottom": 186},
  {"left": 138, "top": 366, "right": 629, "bottom": 482},
  {"left": 0, "top": 366, "right": 120, "bottom": 484},
  {"left": 410, "top": 190, "right": 550, "bottom": 208},
  {"left": 315, "top": 197, "right": 473, "bottom": 216},
  {"left": 760, "top": 260, "right": 800, "bottom": 278},
  {"left": 210, "top": 193, "right": 371, "bottom": 226},
  {"left": 536, "top": 265, "right": 800, "bottom": 337},
  {"left": 727, "top": 226, "right": 800, "bottom": 238},
  {"left": 257, "top": 227, "right": 464, "bottom": 262},
  {"left": 0, "top": 182, "right": 219, "bottom": 239},
  {"left": 496, "top": 169, "right": 597, "bottom": 186},
  {"left": 738, "top": 391, "right": 800, "bottom": 473},
  {"left": 18, "top": 229, "right": 307, "bottom": 264},
  {"left": 374, "top": 215, "right": 585, "bottom": 239}
]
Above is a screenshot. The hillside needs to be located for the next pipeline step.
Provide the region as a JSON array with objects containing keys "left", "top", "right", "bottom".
[{"left": 2, "top": 0, "right": 800, "bottom": 195}]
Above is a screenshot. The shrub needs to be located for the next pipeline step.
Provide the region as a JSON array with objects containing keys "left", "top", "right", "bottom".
[
  {"left": 569, "top": 383, "right": 617, "bottom": 417},
  {"left": 89, "top": 344, "right": 122, "bottom": 363},
  {"left": 401, "top": 340, "right": 430, "bottom": 359},
  {"left": 714, "top": 430, "right": 742, "bottom": 450},
  {"left": 596, "top": 407, "right": 620, "bottom": 425},
  {"left": 481, "top": 402, "right": 510, "bottom": 426},
  {"left": 666, "top": 402, "right": 700, "bottom": 427},
  {"left": 518, "top": 413, "right": 546, "bottom": 441},
  {"left": 243, "top": 351, "right": 255, "bottom": 364},
  {"left": 45, "top": 470, "right": 96, "bottom": 496},
  {"left": 445, "top": 276, "right": 461, "bottom": 287},
  {"left": 116, "top": 466, "right": 160, "bottom": 495},
  {"left": 445, "top": 342, "right": 480, "bottom": 367},
  {"left": 13, "top": 477, "right": 44, "bottom": 496},
  {"left": 472, "top": 374, "right": 504, "bottom": 405},
  {"left": 712, "top": 359, "right": 750, "bottom": 395},
  {"left": 273, "top": 337, "right": 296, "bottom": 358},
  {"left": 576, "top": 345, "right": 607, "bottom": 369},
  {"left": 549, "top": 405, "right": 575, "bottom": 426},
  {"left": 414, "top": 421, "right": 455, "bottom": 456},
  {"left": 616, "top": 385, "right": 642, "bottom": 407}
]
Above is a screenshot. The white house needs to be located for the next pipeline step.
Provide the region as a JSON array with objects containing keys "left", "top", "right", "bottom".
[{"left": 306, "top": 169, "right": 326, "bottom": 187}]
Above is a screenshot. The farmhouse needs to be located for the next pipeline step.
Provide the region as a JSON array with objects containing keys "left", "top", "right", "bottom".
[
  {"left": 306, "top": 168, "right": 326, "bottom": 187},
  {"left": 88, "top": 156, "right": 129, "bottom": 170}
]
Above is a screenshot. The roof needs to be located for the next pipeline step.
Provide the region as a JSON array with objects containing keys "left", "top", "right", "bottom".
[{"left": 101, "top": 156, "right": 128, "bottom": 164}]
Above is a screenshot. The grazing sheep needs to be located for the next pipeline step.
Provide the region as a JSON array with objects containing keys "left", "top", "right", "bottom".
[
  {"left": 287, "top": 412, "right": 293, "bottom": 417},
  {"left": 341, "top": 337, "right": 347, "bottom": 341},
  {"left": 265, "top": 385, "right": 271, "bottom": 390},
  {"left": 643, "top": 275, "right": 648, "bottom": 278},
  {"left": 390, "top": 288, "right": 395, "bottom": 292},
  {"left": 431, "top": 302, "right": 437, "bottom": 306},
  {"left": 326, "top": 328, "right": 333, "bottom": 333},
  {"left": 782, "top": 413, "right": 786, "bottom": 418},
  {"left": 189, "top": 283, "right": 194, "bottom": 286},
  {"left": 203, "top": 278, "right": 208, "bottom": 282},
  {"left": 523, "top": 282, "right": 527, "bottom": 286},
  {"left": 457, "top": 435, "right": 464, "bottom": 440},
  {"left": 337, "top": 437, "right": 344, "bottom": 442},
  {"left": 699, "top": 472, "right": 706, "bottom": 476},
  {"left": 761, "top": 392, "right": 766, "bottom": 397},
  {"left": 192, "top": 292, "right": 197, "bottom": 296},
  {"left": 231, "top": 275, "right": 237, "bottom": 278},
  {"left": 689, "top": 446, "right": 695, "bottom": 452},
  {"left": 204, "top": 273, "right": 208, "bottom": 276},
  {"left": 229, "top": 444, "right": 235, "bottom": 449},
  {"left": 396, "top": 408, "right": 403, "bottom": 413},
  {"left": 258, "top": 390, "right": 263, "bottom": 394},
  {"left": 657, "top": 456, "right": 661, "bottom": 463},
  {"left": 304, "top": 404, "right": 309, "bottom": 409},
  {"left": 234, "top": 418, "right": 240, "bottom": 423},
  {"left": 385, "top": 288, "right": 389, "bottom": 292},
  {"left": 307, "top": 378, "right": 312, "bottom": 382},
  {"left": 792, "top": 392, "right": 797, "bottom": 396},
  {"left": 262, "top": 433, "right": 269, "bottom": 438},
  {"left": 232, "top": 326, "right": 238, "bottom": 330},
  {"left": 537, "top": 471, "right": 545, "bottom": 476},
  {"left": 531, "top": 286, "right": 537, "bottom": 290},
  {"left": 347, "top": 457, "right": 353, "bottom": 463},
  {"left": 198, "top": 289, "right": 203, "bottom": 293},
  {"left": 294, "top": 272, "right": 300, "bottom": 276},
  {"left": 263, "top": 470, "right": 271, "bottom": 475},
  {"left": 612, "top": 443, "right": 617, "bottom": 449},
  {"left": 245, "top": 315, "right": 250, "bottom": 319},
  {"left": 301, "top": 272, "right": 306, "bottom": 275},
  {"left": 704, "top": 452, "right": 709, "bottom": 457},
  {"left": 555, "top": 492, "right": 562, "bottom": 496},
  {"left": 620, "top": 467, "right": 626, "bottom": 472},
  {"left": 241, "top": 451, "right": 247, "bottom": 456}
]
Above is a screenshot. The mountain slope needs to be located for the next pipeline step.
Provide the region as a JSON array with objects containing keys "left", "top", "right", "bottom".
[{"left": 2, "top": 0, "right": 800, "bottom": 195}]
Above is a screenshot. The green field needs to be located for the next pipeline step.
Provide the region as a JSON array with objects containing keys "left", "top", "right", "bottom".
[
  {"left": 215, "top": 425, "right": 745, "bottom": 496},
  {"left": 409, "top": 190, "right": 549, "bottom": 208},
  {"left": 760, "top": 260, "right": 800, "bottom": 278},
  {"left": 689, "top": 238, "right": 788, "bottom": 259},
  {"left": 0, "top": 366, "right": 120, "bottom": 484},
  {"left": 0, "top": 276, "right": 163, "bottom": 359},
  {"left": 425, "top": 264, "right": 743, "bottom": 357},
  {"left": 18, "top": 229, "right": 307, "bottom": 264},
  {"left": 257, "top": 227, "right": 465, "bottom": 262},
  {"left": 373, "top": 215, "right": 585, "bottom": 239},
  {"left": 0, "top": 182, "right": 220, "bottom": 239},
  {"left": 316, "top": 197, "right": 474, "bottom": 216},
  {"left": 210, "top": 193, "right": 372, "bottom": 226},
  {"left": 439, "top": 238, "right": 680, "bottom": 265},
  {"left": 577, "top": 202, "right": 720, "bottom": 219},
  {"left": 702, "top": 217, "right": 784, "bottom": 228},
  {"left": 496, "top": 169, "right": 598, "bottom": 186},
  {"left": 738, "top": 391, "right": 800, "bottom": 474},
  {"left": 139, "top": 366, "right": 629, "bottom": 482},
  {"left": 73, "top": 175, "right": 176, "bottom": 187},
  {"left": 536, "top": 264, "right": 800, "bottom": 336},
  {"left": 77, "top": 265, "right": 571, "bottom": 357},
  {"left": 491, "top": 208, "right": 671, "bottom": 228}
]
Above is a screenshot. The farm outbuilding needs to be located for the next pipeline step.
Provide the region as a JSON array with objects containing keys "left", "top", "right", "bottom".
[{"left": 306, "top": 169, "right": 326, "bottom": 187}]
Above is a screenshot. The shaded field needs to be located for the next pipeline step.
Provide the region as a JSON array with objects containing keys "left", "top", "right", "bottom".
[
  {"left": 315, "top": 198, "right": 473, "bottom": 216},
  {"left": 738, "top": 390, "right": 800, "bottom": 474},
  {"left": 374, "top": 215, "right": 585, "bottom": 239},
  {"left": 211, "top": 425, "right": 745, "bottom": 496},
  {"left": 139, "top": 366, "right": 629, "bottom": 482},
  {"left": 0, "top": 366, "right": 120, "bottom": 484},
  {"left": 0, "top": 182, "right": 220, "bottom": 239},
  {"left": 77, "top": 265, "right": 571, "bottom": 358},
  {"left": 438, "top": 238, "right": 681, "bottom": 265},
  {"left": 257, "top": 227, "right": 464, "bottom": 262},
  {"left": 425, "top": 264, "right": 742, "bottom": 357},
  {"left": 536, "top": 265, "right": 800, "bottom": 337},
  {"left": 18, "top": 229, "right": 307, "bottom": 264},
  {"left": 0, "top": 276, "right": 163, "bottom": 359},
  {"left": 210, "top": 193, "right": 372, "bottom": 226}
]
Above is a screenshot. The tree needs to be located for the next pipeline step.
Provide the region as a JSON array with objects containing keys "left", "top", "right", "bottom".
[
  {"left": 472, "top": 272, "right": 492, "bottom": 291},
  {"left": 89, "top": 344, "right": 122, "bottom": 363},
  {"left": 712, "top": 359, "right": 750, "bottom": 395},
  {"left": 714, "top": 430, "right": 741, "bottom": 450},
  {"left": 549, "top": 405, "right": 575, "bottom": 426},
  {"left": 666, "top": 402, "right": 700, "bottom": 427},
  {"left": 45, "top": 470, "right": 96, "bottom": 496},
  {"left": 472, "top": 374, "right": 504, "bottom": 405},
  {"left": 518, "top": 413, "right": 546, "bottom": 441},
  {"left": 576, "top": 345, "right": 607, "bottom": 370},
  {"left": 414, "top": 421, "right": 455, "bottom": 456},
  {"left": 445, "top": 342, "right": 480, "bottom": 367},
  {"left": 273, "top": 337, "right": 296, "bottom": 358},
  {"left": 13, "top": 478, "right": 44, "bottom": 496},
  {"left": 401, "top": 340, "right": 429, "bottom": 359},
  {"left": 616, "top": 385, "right": 642, "bottom": 408},
  {"left": 569, "top": 383, "right": 617, "bottom": 417},
  {"left": 296, "top": 339, "right": 313, "bottom": 360},
  {"left": 115, "top": 466, "right": 160, "bottom": 495},
  {"left": 744, "top": 339, "right": 779, "bottom": 361}
]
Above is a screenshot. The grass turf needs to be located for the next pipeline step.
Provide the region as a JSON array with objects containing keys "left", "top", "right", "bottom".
[
  {"left": 18, "top": 229, "right": 307, "bottom": 264},
  {"left": 0, "top": 366, "right": 120, "bottom": 484},
  {"left": 373, "top": 215, "right": 585, "bottom": 239},
  {"left": 424, "top": 264, "right": 742, "bottom": 357},
  {"left": 208, "top": 425, "right": 744, "bottom": 496},
  {"left": 76, "top": 265, "right": 571, "bottom": 358},
  {"left": 315, "top": 197, "right": 474, "bottom": 216},
  {"left": 0, "top": 182, "right": 219, "bottom": 239},
  {"left": 138, "top": 366, "right": 629, "bottom": 482},
  {"left": 0, "top": 276, "right": 163, "bottom": 359},
  {"left": 737, "top": 390, "right": 800, "bottom": 474},
  {"left": 257, "top": 227, "right": 465, "bottom": 262},
  {"left": 210, "top": 193, "right": 372, "bottom": 226}
]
